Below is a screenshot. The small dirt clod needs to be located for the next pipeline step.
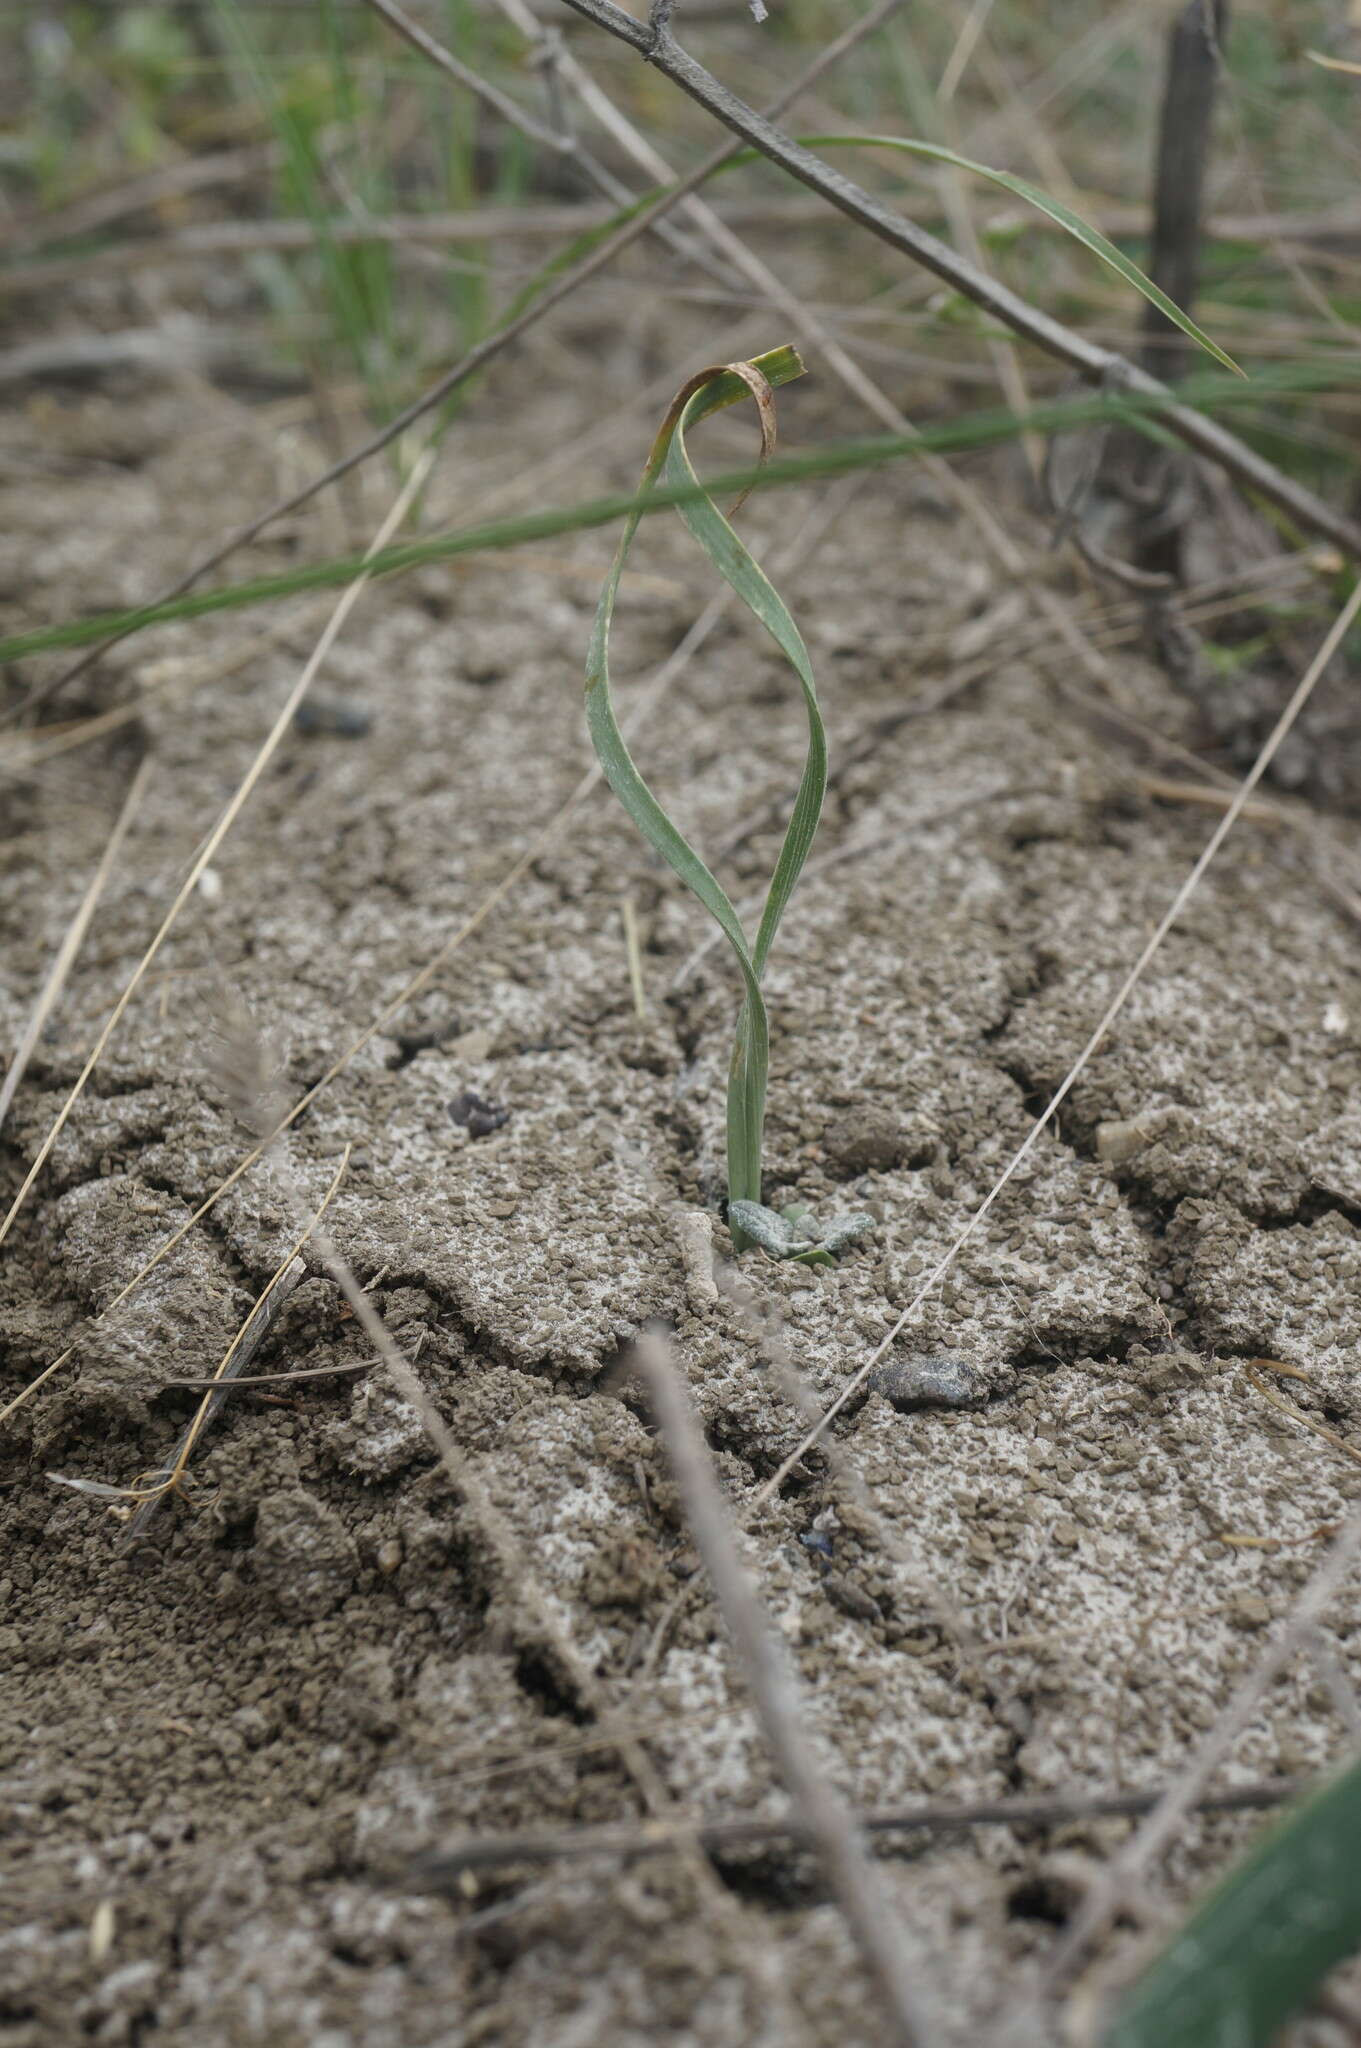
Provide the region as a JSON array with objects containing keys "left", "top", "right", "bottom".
[{"left": 448, "top": 1088, "right": 510, "bottom": 1139}]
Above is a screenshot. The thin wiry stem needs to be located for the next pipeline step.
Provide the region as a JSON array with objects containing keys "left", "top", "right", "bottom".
[
  {"left": 632, "top": 1332, "right": 937, "bottom": 2048},
  {"left": 362, "top": 0, "right": 736, "bottom": 286},
  {"left": 122, "top": 1250, "right": 316, "bottom": 1545}
]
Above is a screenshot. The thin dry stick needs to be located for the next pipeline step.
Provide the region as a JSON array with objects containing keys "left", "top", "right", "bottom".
[
  {"left": 163, "top": 1358, "right": 374, "bottom": 1390},
  {"left": 1243, "top": 1367, "right": 1361, "bottom": 1473},
  {"left": 362, "top": 0, "right": 735, "bottom": 286},
  {"left": 487, "top": 0, "right": 896, "bottom": 291},
  {"left": 1043, "top": 1492, "right": 1361, "bottom": 1991},
  {"left": 754, "top": 577, "right": 1361, "bottom": 1508},
  {"left": 0, "top": 753, "right": 152, "bottom": 1137},
  {"left": 410, "top": 1776, "right": 1299, "bottom": 1880},
  {"left": 556, "top": 0, "right": 1361, "bottom": 561},
  {"left": 122, "top": 1250, "right": 314, "bottom": 1543},
  {"left": 33, "top": 11, "right": 892, "bottom": 709},
  {"left": 0, "top": 486, "right": 850, "bottom": 1422},
  {"left": 0, "top": 446, "right": 435, "bottom": 1254},
  {"left": 633, "top": 1332, "right": 936, "bottom": 2048}
]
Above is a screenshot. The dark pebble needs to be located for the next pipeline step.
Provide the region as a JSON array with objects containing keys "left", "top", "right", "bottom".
[
  {"left": 294, "top": 697, "right": 373, "bottom": 738},
  {"left": 869, "top": 1354, "right": 983, "bottom": 1411},
  {"left": 448, "top": 1088, "right": 509, "bottom": 1139}
]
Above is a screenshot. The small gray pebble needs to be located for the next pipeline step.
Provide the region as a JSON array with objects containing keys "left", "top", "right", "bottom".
[
  {"left": 294, "top": 697, "right": 373, "bottom": 738},
  {"left": 869, "top": 1354, "right": 983, "bottom": 1411}
]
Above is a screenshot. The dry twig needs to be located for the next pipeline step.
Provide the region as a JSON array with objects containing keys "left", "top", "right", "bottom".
[
  {"left": 410, "top": 1777, "right": 1300, "bottom": 1880},
  {"left": 632, "top": 1332, "right": 937, "bottom": 2048},
  {"left": 122, "top": 1253, "right": 313, "bottom": 1546},
  {"left": 0, "top": 753, "right": 152, "bottom": 1138},
  {"left": 555, "top": 0, "right": 1361, "bottom": 560}
]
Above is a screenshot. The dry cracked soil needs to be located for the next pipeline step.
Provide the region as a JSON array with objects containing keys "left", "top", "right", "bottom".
[{"left": 3, "top": 288, "right": 1361, "bottom": 2047}]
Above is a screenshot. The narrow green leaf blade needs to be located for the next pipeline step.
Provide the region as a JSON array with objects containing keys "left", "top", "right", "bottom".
[
  {"left": 12, "top": 363, "right": 1344, "bottom": 664},
  {"left": 727, "top": 134, "right": 1244, "bottom": 378},
  {"left": 1105, "top": 1757, "right": 1361, "bottom": 2048},
  {"left": 582, "top": 349, "right": 823, "bottom": 1242}
]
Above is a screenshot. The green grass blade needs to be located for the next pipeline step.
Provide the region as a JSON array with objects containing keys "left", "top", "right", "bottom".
[
  {"left": 1104, "top": 1756, "right": 1361, "bottom": 2048},
  {"left": 584, "top": 348, "right": 822, "bottom": 1243},
  {"left": 719, "top": 135, "right": 1243, "bottom": 379},
  {"left": 5, "top": 361, "right": 1353, "bottom": 665},
  {"left": 212, "top": 0, "right": 391, "bottom": 412}
]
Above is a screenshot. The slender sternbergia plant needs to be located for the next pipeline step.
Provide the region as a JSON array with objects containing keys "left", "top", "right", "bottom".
[{"left": 584, "top": 348, "right": 867, "bottom": 1259}]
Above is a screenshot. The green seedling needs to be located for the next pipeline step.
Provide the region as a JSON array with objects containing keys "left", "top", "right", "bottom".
[{"left": 584, "top": 347, "right": 852, "bottom": 1257}]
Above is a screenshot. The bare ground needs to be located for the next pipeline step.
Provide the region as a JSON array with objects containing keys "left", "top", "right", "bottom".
[{"left": 3, "top": 292, "right": 1361, "bottom": 2046}]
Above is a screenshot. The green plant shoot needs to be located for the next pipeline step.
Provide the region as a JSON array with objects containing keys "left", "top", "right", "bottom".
[
  {"left": 1103, "top": 1754, "right": 1361, "bottom": 2048},
  {"left": 584, "top": 348, "right": 826, "bottom": 1253}
]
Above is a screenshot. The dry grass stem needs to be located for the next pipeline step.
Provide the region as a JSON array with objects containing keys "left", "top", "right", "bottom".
[
  {"left": 633, "top": 1332, "right": 938, "bottom": 2048},
  {"left": 121, "top": 1250, "right": 314, "bottom": 1545},
  {"left": 0, "top": 752, "right": 152, "bottom": 1138},
  {"left": 411, "top": 1776, "right": 1300, "bottom": 1881}
]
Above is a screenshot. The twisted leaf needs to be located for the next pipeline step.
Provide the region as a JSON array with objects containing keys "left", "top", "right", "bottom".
[{"left": 584, "top": 347, "right": 823, "bottom": 1250}]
